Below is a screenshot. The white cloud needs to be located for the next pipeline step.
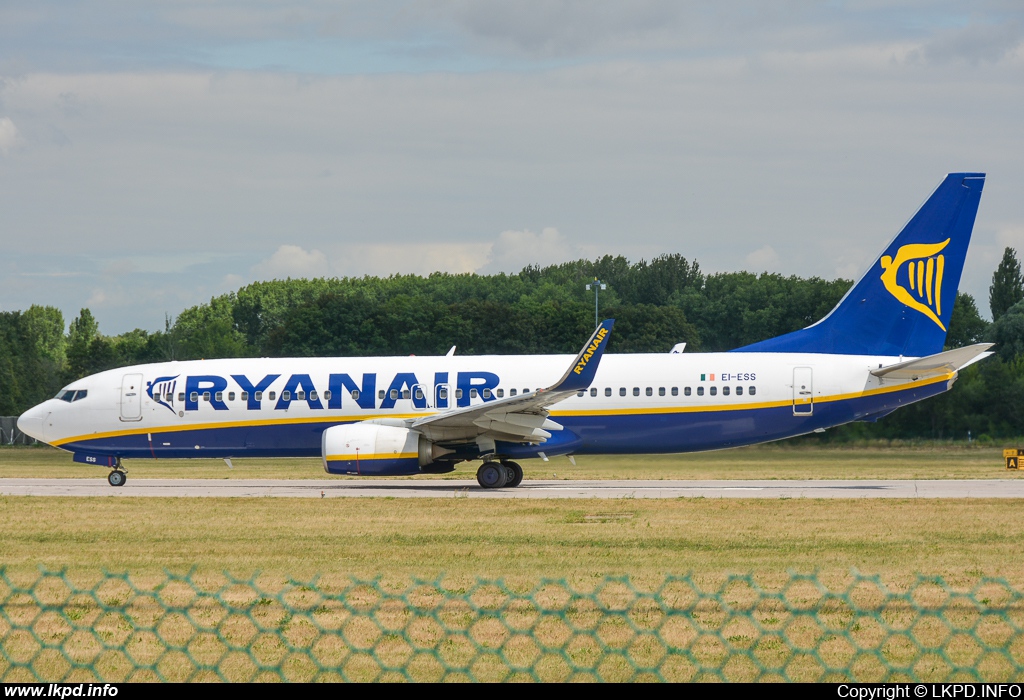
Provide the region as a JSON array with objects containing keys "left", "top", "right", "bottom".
[
  {"left": 481, "top": 227, "right": 576, "bottom": 273},
  {"left": 0, "top": 117, "right": 17, "bottom": 154},
  {"left": 330, "top": 242, "right": 491, "bottom": 278},
  {"left": 743, "top": 244, "right": 780, "bottom": 272},
  {"left": 251, "top": 244, "right": 330, "bottom": 280}
]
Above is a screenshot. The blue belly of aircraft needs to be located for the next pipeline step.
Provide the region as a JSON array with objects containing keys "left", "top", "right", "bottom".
[{"left": 61, "top": 379, "right": 948, "bottom": 463}]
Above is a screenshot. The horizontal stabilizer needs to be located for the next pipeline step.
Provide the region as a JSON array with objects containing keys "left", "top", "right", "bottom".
[{"left": 870, "top": 343, "right": 994, "bottom": 380}]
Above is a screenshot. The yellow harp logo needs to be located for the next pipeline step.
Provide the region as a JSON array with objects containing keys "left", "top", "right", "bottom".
[{"left": 879, "top": 239, "right": 950, "bottom": 331}]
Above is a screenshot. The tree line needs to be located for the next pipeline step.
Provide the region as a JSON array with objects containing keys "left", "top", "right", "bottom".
[{"left": 4, "top": 249, "right": 1024, "bottom": 441}]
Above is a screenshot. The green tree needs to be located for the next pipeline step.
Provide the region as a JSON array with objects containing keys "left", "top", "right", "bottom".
[
  {"left": 989, "top": 247, "right": 1024, "bottom": 321},
  {"left": 945, "top": 293, "right": 989, "bottom": 349},
  {"left": 65, "top": 309, "right": 100, "bottom": 381},
  {"left": 987, "top": 299, "right": 1024, "bottom": 361}
]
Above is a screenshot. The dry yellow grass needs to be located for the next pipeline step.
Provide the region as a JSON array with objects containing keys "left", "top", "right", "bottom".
[
  {"left": 4, "top": 444, "right": 1024, "bottom": 682},
  {"left": 1, "top": 496, "right": 1023, "bottom": 588}
]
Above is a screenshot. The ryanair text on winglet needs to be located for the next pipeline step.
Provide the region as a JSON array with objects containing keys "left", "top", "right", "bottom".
[{"left": 573, "top": 327, "right": 609, "bottom": 375}]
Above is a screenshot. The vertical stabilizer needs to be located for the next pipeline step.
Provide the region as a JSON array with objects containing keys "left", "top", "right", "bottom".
[{"left": 734, "top": 173, "right": 985, "bottom": 357}]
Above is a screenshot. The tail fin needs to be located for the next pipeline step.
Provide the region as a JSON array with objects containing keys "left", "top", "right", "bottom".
[{"left": 735, "top": 172, "right": 986, "bottom": 357}]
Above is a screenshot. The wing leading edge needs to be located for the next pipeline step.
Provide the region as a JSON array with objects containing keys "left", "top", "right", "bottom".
[{"left": 410, "top": 319, "right": 615, "bottom": 446}]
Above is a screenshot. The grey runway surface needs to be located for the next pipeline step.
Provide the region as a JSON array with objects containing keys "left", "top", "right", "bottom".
[{"left": 1, "top": 478, "right": 1023, "bottom": 498}]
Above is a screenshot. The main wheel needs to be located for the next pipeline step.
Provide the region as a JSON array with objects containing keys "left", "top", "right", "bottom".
[
  {"left": 502, "top": 461, "right": 524, "bottom": 488},
  {"left": 108, "top": 470, "right": 126, "bottom": 487},
  {"left": 476, "top": 461, "right": 508, "bottom": 489}
]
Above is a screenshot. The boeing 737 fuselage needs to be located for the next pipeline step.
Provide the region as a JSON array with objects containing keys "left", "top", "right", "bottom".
[{"left": 17, "top": 173, "right": 992, "bottom": 488}]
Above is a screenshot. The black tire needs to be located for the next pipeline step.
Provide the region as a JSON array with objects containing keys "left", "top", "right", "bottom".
[
  {"left": 476, "top": 461, "right": 508, "bottom": 489},
  {"left": 108, "top": 470, "right": 126, "bottom": 487},
  {"left": 502, "top": 461, "right": 524, "bottom": 488}
]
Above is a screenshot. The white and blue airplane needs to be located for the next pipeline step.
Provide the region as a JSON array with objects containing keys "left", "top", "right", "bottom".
[{"left": 18, "top": 173, "right": 992, "bottom": 488}]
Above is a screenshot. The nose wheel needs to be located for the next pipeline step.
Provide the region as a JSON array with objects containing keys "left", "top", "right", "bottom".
[{"left": 107, "top": 459, "right": 127, "bottom": 487}]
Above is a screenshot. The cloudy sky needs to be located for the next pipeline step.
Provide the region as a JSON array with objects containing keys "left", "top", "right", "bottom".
[{"left": 1, "top": 1, "right": 1022, "bottom": 333}]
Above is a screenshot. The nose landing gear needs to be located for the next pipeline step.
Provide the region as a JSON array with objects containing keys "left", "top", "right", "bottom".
[{"left": 107, "top": 459, "right": 127, "bottom": 487}]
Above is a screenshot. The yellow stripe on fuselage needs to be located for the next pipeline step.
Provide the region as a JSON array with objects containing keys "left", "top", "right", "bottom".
[
  {"left": 550, "top": 372, "right": 953, "bottom": 417},
  {"left": 52, "top": 372, "right": 953, "bottom": 447}
]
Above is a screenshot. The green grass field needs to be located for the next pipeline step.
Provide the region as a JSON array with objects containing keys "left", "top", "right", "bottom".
[
  {"left": 1, "top": 491, "right": 1023, "bottom": 587},
  {"left": 3, "top": 444, "right": 1024, "bottom": 681},
  {"left": 1, "top": 443, "right": 1022, "bottom": 584},
  {"left": 1, "top": 442, "right": 1021, "bottom": 481}
]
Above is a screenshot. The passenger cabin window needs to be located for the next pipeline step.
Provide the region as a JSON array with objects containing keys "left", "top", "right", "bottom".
[
  {"left": 379, "top": 390, "right": 386, "bottom": 400},
  {"left": 590, "top": 388, "right": 597, "bottom": 397},
  {"left": 456, "top": 389, "right": 464, "bottom": 399},
  {"left": 178, "top": 393, "right": 185, "bottom": 402},
  {"left": 241, "top": 392, "right": 249, "bottom": 402},
  {"left": 390, "top": 389, "right": 399, "bottom": 400},
  {"left": 438, "top": 388, "right": 448, "bottom": 400},
  {"left": 633, "top": 387, "right": 640, "bottom": 396},
  {"left": 577, "top": 390, "right": 585, "bottom": 397},
  {"left": 722, "top": 386, "right": 730, "bottom": 396},
  {"left": 659, "top": 387, "right": 666, "bottom": 396},
  {"left": 696, "top": 387, "right": 704, "bottom": 396},
  {"left": 645, "top": 387, "right": 652, "bottom": 396},
  {"left": 684, "top": 387, "right": 691, "bottom": 396},
  {"left": 509, "top": 389, "right": 517, "bottom": 397},
  {"left": 310, "top": 391, "right": 318, "bottom": 402},
  {"left": 190, "top": 392, "right": 199, "bottom": 402},
  {"left": 164, "top": 392, "right": 172, "bottom": 402},
  {"left": 216, "top": 391, "right": 224, "bottom": 402},
  {"left": 483, "top": 389, "right": 491, "bottom": 399},
  {"left": 619, "top": 388, "right": 626, "bottom": 396},
  {"left": 497, "top": 389, "right": 504, "bottom": 398},
  {"left": 672, "top": 387, "right": 679, "bottom": 396},
  {"left": 470, "top": 389, "right": 478, "bottom": 399},
  {"left": 605, "top": 388, "right": 612, "bottom": 397},
  {"left": 402, "top": 389, "right": 411, "bottom": 399},
  {"left": 295, "top": 390, "right": 304, "bottom": 401},
  {"left": 710, "top": 386, "right": 717, "bottom": 396},
  {"left": 749, "top": 386, "right": 756, "bottom": 396},
  {"left": 203, "top": 391, "right": 211, "bottom": 402},
  {"left": 736, "top": 386, "right": 743, "bottom": 396},
  {"left": 268, "top": 391, "right": 276, "bottom": 401},
  {"left": 228, "top": 392, "right": 235, "bottom": 401},
  {"left": 415, "top": 388, "right": 424, "bottom": 400},
  {"left": 282, "top": 391, "right": 291, "bottom": 401},
  {"left": 254, "top": 391, "right": 262, "bottom": 402}
]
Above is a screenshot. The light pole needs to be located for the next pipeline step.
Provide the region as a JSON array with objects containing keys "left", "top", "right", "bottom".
[{"left": 585, "top": 278, "right": 607, "bottom": 329}]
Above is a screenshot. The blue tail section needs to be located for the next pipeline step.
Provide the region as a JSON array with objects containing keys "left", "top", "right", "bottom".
[{"left": 734, "top": 173, "right": 985, "bottom": 357}]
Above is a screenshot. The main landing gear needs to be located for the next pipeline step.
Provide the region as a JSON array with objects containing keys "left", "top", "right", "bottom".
[
  {"left": 107, "top": 459, "right": 127, "bottom": 487},
  {"left": 476, "top": 460, "right": 524, "bottom": 489}
]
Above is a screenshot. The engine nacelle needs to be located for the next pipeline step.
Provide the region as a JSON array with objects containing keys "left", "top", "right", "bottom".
[{"left": 322, "top": 423, "right": 447, "bottom": 476}]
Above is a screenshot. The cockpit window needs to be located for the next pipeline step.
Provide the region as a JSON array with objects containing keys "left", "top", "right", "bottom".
[
  {"left": 56, "top": 390, "right": 74, "bottom": 402},
  {"left": 73, "top": 390, "right": 87, "bottom": 402}
]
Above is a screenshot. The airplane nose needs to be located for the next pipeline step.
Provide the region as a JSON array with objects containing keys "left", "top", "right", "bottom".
[{"left": 17, "top": 405, "right": 49, "bottom": 442}]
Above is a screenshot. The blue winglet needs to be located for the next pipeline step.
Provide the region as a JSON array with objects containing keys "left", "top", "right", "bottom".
[{"left": 549, "top": 319, "right": 615, "bottom": 393}]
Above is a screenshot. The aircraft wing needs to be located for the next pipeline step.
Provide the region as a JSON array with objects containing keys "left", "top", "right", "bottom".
[
  {"left": 870, "top": 343, "right": 994, "bottom": 380},
  {"left": 409, "top": 320, "right": 614, "bottom": 446}
]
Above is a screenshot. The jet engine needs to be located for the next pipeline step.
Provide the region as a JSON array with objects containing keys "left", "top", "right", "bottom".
[{"left": 322, "top": 423, "right": 451, "bottom": 476}]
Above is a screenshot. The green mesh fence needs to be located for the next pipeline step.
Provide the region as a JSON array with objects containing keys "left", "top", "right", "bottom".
[{"left": 2, "top": 568, "right": 1023, "bottom": 682}]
